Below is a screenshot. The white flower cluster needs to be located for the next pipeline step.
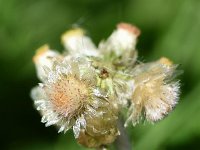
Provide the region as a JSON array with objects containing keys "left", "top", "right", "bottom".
[{"left": 31, "top": 23, "right": 180, "bottom": 148}]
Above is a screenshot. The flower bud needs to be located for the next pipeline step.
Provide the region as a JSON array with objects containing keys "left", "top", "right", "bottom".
[
  {"left": 99, "top": 23, "right": 140, "bottom": 66},
  {"left": 33, "top": 45, "right": 62, "bottom": 82},
  {"left": 61, "top": 28, "right": 98, "bottom": 56}
]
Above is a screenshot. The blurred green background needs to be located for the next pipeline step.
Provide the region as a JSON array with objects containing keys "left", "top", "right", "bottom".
[{"left": 0, "top": 0, "right": 200, "bottom": 149}]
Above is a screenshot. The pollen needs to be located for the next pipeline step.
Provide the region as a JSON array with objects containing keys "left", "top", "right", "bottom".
[{"left": 45, "top": 75, "right": 89, "bottom": 117}]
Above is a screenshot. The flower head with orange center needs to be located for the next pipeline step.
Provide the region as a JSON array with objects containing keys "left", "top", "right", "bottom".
[{"left": 31, "top": 56, "right": 117, "bottom": 138}]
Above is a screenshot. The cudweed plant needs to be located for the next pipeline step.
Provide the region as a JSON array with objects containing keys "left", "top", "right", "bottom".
[{"left": 31, "top": 23, "right": 180, "bottom": 149}]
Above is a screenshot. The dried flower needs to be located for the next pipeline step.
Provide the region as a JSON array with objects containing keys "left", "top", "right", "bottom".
[
  {"left": 31, "top": 54, "right": 119, "bottom": 147},
  {"left": 31, "top": 22, "right": 181, "bottom": 149},
  {"left": 125, "top": 57, "right": 180, "bottom": 126},
  {"left": 33, "top": 57, "right": 103, "bottom": 125}
]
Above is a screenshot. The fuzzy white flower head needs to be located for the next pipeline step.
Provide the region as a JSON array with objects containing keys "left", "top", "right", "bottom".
[
  {"left": 33, "top": 44, "right": 63, "bottom": 82},
  {"left": 31, "top": 23, "right": 181, "bottom": 149},
  {"left": 125, "top": 57, "right": 180, "bottom": 126},
  {"left": 31, "top": 56, "right": 113, "bottom": 138},
  {"left": 61, "top": 28, "right": 99, "bottom": 57}
]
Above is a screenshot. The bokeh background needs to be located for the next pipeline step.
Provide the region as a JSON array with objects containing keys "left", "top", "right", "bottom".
[{"left": 1, "top": 0, "right": 200, "bottom": 149}]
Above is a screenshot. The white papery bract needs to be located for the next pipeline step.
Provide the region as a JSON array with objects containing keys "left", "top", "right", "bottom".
[{"left": 125, "top": 58, "right": 180, "bottom": 126}]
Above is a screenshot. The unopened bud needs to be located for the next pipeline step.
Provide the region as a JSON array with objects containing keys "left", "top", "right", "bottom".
[
  {"left": 61, "top": 28, "right": 98, "bottom": 56},
  {"left": 33, "top": 45, "right": 62, "bottom": 82}
]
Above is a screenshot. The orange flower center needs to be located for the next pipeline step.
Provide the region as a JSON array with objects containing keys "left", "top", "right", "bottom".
[{"left": 45, "top": 76, "right": 89, "bottom": 117}]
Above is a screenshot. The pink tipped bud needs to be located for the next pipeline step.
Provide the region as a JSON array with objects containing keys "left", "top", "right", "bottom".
[{"left": 117, "top": 22, "right": 141, "bottom": 37}]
